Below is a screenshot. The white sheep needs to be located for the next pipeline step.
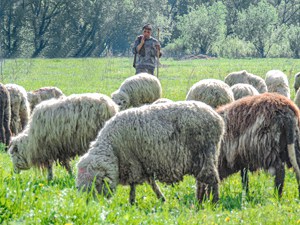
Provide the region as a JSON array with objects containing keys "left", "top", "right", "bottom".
[
  {"left": 265, "top": 70, "right": 290, "bottom": 98},
  {"left": 9, "top": 93, "right": 119, "bottom": 181},
  {"left": 27, "top": 86, "right": 65, "bottom": 111},
  {"left": 230, "top": 83, "right": 259, "bottom": 100},
  {"left": 224, "top": 70, "right": 268, "bottom": 93},
  {"left": 186, "top": 79, "right": 234, "bottom": 108},
  {"left": 5, "top": 84, "right": 30, "bottom": 136},
  {"left": 76, "top": 101, "right": 224, "bottom": 204},
  {"left": 111, "top": 73, "right": 162, "bottom": 110}
]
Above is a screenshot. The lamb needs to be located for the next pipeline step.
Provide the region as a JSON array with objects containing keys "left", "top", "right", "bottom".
[
  {"left": 265, "top": 70, "right": 290, "bottom": 98},
  {"left": 293, "top": 72, "right": 300, "bottom": 93},
  {"left": 9, "top": 93, "right": 119, "bottom": 181},
  {"left": 0, "top": 83, "right": 11, "bottom": 148},
  {"left": 76, "top": 101, "right": 224, "bottom": 204},
  {"left": 216, "top": 93, "right": 300, "bottom": 197},
  {"left": 224, "top": 70, "right": 268, "bottom": 93},
  {"left": 5, "top": 84, "right": 30, "bottom": 136},
  {"left": 111, "top": 73, "right": 162, "bottom": 110},
  {"left": 186, "top": 79, "right": 234, "bottom": 108},
  {"left": 230, "top": 83, "right": 259, "bottom": 100},
  {"left": 27, "top": 86, "right": 65, "bottom": 111}
]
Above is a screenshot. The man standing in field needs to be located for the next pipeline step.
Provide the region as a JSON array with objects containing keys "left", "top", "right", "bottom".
[{"left": 132, "top": 24, "right": 161, "bottom": 75}]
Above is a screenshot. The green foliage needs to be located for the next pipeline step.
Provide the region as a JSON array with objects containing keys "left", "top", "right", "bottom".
[
  {"left": 175, "top": 2, "right": 227, "bottom": 55},
  {"left": 236, "top": 0, "right": 279, "bottom": 58},
  {"left": 287, "top": 24, "right": 300, "bottom": 58},
  {"left": 211, "top": 36, "right": 256, "bottom": 58},
  {"left": 1, "top": 58, "right": 300, "bottom": 224}
]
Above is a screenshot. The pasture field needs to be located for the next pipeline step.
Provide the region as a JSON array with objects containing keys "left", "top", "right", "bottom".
[{"left": 0, "top": 57, "right": 300, "bottom": 224}]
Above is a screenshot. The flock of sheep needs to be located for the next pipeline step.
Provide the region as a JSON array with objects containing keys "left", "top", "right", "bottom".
[{"left": 1, "top": 70, "right": 300, "bottom": 205}]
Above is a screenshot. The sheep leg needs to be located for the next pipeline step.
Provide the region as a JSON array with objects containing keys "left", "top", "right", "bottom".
[
  {"left": 47, "top": 163, "right": 53, "bottom": 182},
  {"left": 62, "top": 160, "right": 73, "bottom": 176},
  {"left": 196, "top": 158, "right": 220, "bottom": 203},
  {"left": 129, "top": 183, "right": 136, "bottom": 205},
  {"left": 241, "top": 168, "right": 249, "bottom": 194},
  {"left": 147, "top": 177, "right": 165, "bottom": 202},
  {"left": 196, "top": 181, "right": 207, "bottom": 203},
  {"left": 274, "top": 162, "right": 285, "bottom": 197}
]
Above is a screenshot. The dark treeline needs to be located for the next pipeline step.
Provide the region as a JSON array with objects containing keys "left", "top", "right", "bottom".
[{"left": 0, "top": 0, "right": 299, "bottom": 58}]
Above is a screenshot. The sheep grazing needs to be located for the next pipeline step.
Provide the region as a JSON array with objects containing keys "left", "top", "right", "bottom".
[
  {"left": 230, "top": 83, "right": 259, "bottom": 100},
  {"left": 186, "top": 79, "right": 234, "bottom": 108},
  {"left": 293, "top": 72, "right": 300, "bottom": 93},
  {"left": 224, "top": 70, "right": 268, "bottom": 93},
  {"left": 216, "top": 93, "right": 300, "bottom": 197},
  {"left": 27, "top": 86, "right": 65, "bottom": 111},
  {"left": 265, "top": 70, "right": 290, "bottom": 98},
  {"left": 76, "top": 101, "right": 224, "bottom": 204},
  {"left": 111, "top": 73, "right": 162, "bottom": 110},
  {"left": 5, "top": 84, "right": 30, "bottom": 136},
  {"left": 9, "top": 93, "right": 119, "bottom": 181},
  {"left": 152, "top": 98, "right": 173, "bottom": 104},
  {"left": 0, "top": 83, "right": 11, "bottom": 149}
]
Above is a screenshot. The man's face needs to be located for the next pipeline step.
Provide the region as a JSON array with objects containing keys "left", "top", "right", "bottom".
[{"left": 143, "top": 29, "right": 151, "bottom": 39}]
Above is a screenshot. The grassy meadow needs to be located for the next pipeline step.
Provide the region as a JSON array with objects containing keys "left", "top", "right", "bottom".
[{"left": 0, "top": 57, "right": 300, "bottom": 224}]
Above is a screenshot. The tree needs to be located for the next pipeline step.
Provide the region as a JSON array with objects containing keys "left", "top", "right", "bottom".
[
  {"left": 287, "top": 24, "right": 300, "bottom": 58},
  {"left": 0, "top": 0, "right": 26, "bottom": 58},
  {"left": 174, "top": 2, "right": 227, "bottom": 55},
  {"left": 236, "top": 0, "right": 279, "bottom": 57}
]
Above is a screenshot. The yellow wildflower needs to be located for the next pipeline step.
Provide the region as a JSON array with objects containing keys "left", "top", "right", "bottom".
[
  {"left": 225, "top": 217, "right": 230, "bottom": 222},
  {"left": 38, "top": 183, "right": 44, "bottom": 187}
]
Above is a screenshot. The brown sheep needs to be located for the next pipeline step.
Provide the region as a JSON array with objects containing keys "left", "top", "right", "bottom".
[{"left": 217, "top": 93, "right": 300, "bottom": 198}]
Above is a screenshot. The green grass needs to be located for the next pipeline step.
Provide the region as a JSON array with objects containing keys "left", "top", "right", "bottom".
[{"left": 1, "top": 57, "right": 300, "bottom": 224}]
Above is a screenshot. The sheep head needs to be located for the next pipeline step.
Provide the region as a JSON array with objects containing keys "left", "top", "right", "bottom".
[
  {"left": 111, "top": 90, "right": 130, "bottom": 111},
  {"left": 76, "top": 152, "right": 118, "bottom": 198},
  {"left": 8, "top": 135, "right": 30, "bottom": 173}
]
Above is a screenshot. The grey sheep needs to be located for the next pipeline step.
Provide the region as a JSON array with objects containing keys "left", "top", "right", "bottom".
[
  {"left": 5, "top": 84, "right": 30, "bottom": 136},
  {"left": 265, "top": 70, "right": 290, "bottom": 98},
  {"left": 224, "top": 70, "right": 268, "bottom": 93},
  {"left": 111, "top": 73, "right": 162, "bottom": 110},
  {"left": 186, "top": 79, "right": 234, "bottom": 108},
  {"left": 76, "top": 101, "right": 224, "bottom": 204},
  {"left": 9, "top": 93, "right": 119, "bottom": 181},
  {"left": 294, "top": 88, "right": 300, "bottom": 109},
  {"left": 27, "top": 86, "right": 65, "bottom": 111},
  {"left": 293, "top": 72, "right": 300, "bottom": 93},
  {"left": 0, "top": 83, "right": 11, "bottom": 149},
  {"left": 230, "top": 83, "right": 259, "bottom": 100},
  {"left": 217, "top": 93, "right": 300, "bottom": 197}
]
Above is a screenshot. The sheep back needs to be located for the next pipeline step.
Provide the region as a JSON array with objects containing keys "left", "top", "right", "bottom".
[
  {"left": 265, "top": 70, "right": 290, "bottom": 98},
  {"left": 230, "top": 83, "right": 259, "bottom": 100},
  {"left": 225, "top": 70, "right": 268, "bottom": 93},
  {"left": 186, "top": 79, "right": 234, "bottom": 108},
  {"left": 111, "top": 73, "right": 162, "bottom": 110},
  {"left": 27, "top": 86, "right": 65, "bottom": 111}
]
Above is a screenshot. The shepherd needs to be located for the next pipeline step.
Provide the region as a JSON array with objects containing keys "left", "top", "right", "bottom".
[{"left": 132, "top": 24, "right": 161, "bottom": 76}]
